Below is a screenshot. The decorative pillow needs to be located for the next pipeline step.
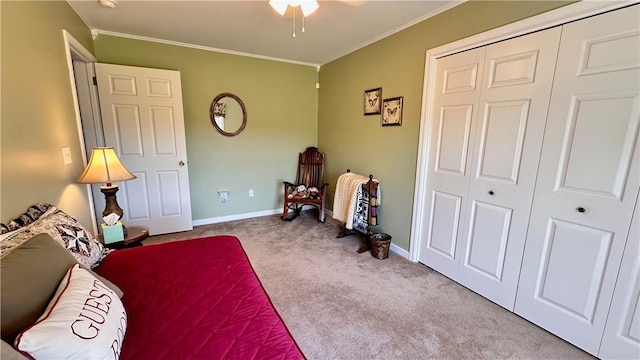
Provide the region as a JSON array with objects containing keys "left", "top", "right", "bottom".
[
  {"left": 0, "top": 203, "right": 52, "bottom": 234},
  {"left": 1, "top": 233, "right": 79, "bottom": 343},
  {"left": 1, "top": 206, "right": 107, "bottom": 268},
  {"left": 80, "top": 263, "right": 124, "bottom": 299},
  {"left": 1, "top": 232, "right": 124, "bottom": 343},
  {"left": 14, "top": 264, "right": 127, "bottom": 360},
  {"left": 0, "top": 229, "right": 18, "bottom": 242}
]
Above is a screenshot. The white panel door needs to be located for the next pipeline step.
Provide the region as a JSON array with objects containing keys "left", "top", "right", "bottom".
[
  {"left": 418, "top": 47, "right": 485, "bottom": 279},
  {"left": 95, "top": 63, "right": 193, "bottom": 235},
  {"left": 515, "top": 6, "right": 640, "bottom": 355},
  {"left": 457, "top": 28, "right": 561, "bottom": 310},
  {"left": 599, "top": 193, "right": 640, "bottom": 359}
]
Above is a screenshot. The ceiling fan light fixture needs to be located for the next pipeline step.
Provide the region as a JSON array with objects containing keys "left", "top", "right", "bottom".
[
  {"left": 269, "top": 0, "right": 318, "bottom": 38},
  {"left": 268, "top": 0, "right": 289, "bottom": 16},
  {"left": 269, "top": 0, "right": 318, "bottom": 17},
  {"left": 299, "top": 1, "right": 319, "bottom": 17}
]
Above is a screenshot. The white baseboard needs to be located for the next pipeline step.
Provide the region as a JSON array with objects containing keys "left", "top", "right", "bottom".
[
  {"left": 192, "top": 208, "right": 281, "bottom": 226},
  {"left": 325, "top": 210, "right": 410, "bottom": 260},
  {"left": 193, "top": 208, "right": 411, "bottom": 260},
  {"left": 390, "top": 243, "right": 410, "bottom": 260}
]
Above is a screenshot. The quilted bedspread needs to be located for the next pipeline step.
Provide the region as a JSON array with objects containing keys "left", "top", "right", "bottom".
[{"left": 95, "top": 236, "right": 305, "bottom": 360}]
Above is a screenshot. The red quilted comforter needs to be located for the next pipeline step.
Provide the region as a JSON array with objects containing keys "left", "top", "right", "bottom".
[{"left": 95, "top": 236, "right": 305, "bottom": 360}]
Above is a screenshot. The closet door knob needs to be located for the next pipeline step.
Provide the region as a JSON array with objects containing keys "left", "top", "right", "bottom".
[
  {"left": 178, "top": 160, "right": 185, "bottom": 166},
  {"left": 577, "top": 207, "right": 586, "bottom": 213},
  {"left": 488, "top": 190, "right": 495, "bottom": 196}
]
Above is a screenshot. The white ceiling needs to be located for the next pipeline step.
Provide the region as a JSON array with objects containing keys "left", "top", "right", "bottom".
[{"left": 67, "top": 0, "right": 462, "bottom": 66}]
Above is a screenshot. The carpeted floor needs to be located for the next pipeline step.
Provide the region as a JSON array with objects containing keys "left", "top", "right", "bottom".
[{"left": 144, "top": 211, "right": 594, "bottom": 360}]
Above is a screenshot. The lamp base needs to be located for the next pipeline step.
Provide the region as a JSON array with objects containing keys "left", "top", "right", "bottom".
[{"left": 100, "top": 185, "right": 124, "bottom": 219}]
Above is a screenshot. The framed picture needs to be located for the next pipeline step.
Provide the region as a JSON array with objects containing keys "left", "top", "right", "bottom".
[
  {"left": 382, "top": 96, "right": 403, "bottom": 126},
  {"left": 363, "top": 87, "right": 382, "bottom": 115}
]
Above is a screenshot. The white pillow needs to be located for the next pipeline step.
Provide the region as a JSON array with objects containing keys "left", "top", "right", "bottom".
[{"left": 14, "top": 264, "right": 127, "bottom": 359}]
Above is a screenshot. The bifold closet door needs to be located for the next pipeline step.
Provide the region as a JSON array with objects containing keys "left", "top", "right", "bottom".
[
  {"left": 417, "top": 48, "right": 485, "bottom": 279},
  {"left": 599, "top": 193, "right": 640, "bottom": 359},
  {"left": 418, "top": 26, "right": 561, "bottom": 311},
  {"left": 456, "top": 27, "right": 561, "bottom": 311},
  {"left": 515, "top": 5, "right": 640, "bottom": 356}
]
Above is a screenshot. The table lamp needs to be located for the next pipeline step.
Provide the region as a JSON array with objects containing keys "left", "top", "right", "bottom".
[{"left": 77, "top": 147, "right": 136, "bottom": 219}]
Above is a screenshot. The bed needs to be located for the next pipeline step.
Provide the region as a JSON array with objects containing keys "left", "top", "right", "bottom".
[
  {"left": 96, "top": 236, "right": 305, "bottom": 359},
  {"left": 1, "top": 204, "right": 305, "bottom": 359}
]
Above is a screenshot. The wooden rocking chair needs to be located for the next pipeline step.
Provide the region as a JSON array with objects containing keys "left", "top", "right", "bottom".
[{"left": 282, "top": 147, "right": 328, "bottom": 222}]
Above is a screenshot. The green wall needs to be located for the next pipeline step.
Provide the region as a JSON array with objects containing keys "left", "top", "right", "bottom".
[
  {"left": 0, "top": 0, "right": 575, "bottom": 246},
  {"left": 1, "top": 1, "right": 95, "bottom": 227},
  {"left": 93, "top": 36, "right": 318, "bottom": 221},
  {"left": 318, "top": 1, "right": 574, "bottom": 251}
]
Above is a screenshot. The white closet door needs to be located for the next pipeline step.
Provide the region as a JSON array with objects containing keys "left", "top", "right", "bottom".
[
  {"left": 418, "top": 48, "right": 485, "bottom": 279},
  {"left": 599, "top": 192, "right": 640, "bottom": 359},
  {"left": 457, "top": 27, "right": 561, "bottom": 310},
  {"left": 515, "top": 6, "right": 640, "bottom": 355}
]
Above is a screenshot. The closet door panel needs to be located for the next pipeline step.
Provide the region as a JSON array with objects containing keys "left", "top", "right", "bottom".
[
  {"left": 535, "top": 219, "right": 614, "bottom": 319},
  {"left": 599, "top": 194, "right": 640, "bottom": 359},
  {"left": 558, "top": 93, "right": 638, "bottom": 199},
  {"left": 465, "top": 201, "right": 512, "bottom": 279},
  {"left": 515, "top": 6, "right": 640, "bottom": 355},
  {"left": 475, "top": 100, "right": 530, "bottom": 183},
  {"left": 427, "top": 191, "right": 463, "bottom": 259},
  {"left": 418, "top": 48, "right": 485, "bottom": 279},
  {"left": 457, "top": 27, "right": 562, "bottom": 310}
]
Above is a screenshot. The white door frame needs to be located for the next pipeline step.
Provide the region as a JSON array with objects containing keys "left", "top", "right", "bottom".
[
  {"left": 63, "top": 30, "right": 102, "bottom": 234},
  {"left": 409, "top": 0, "right": 634, "bottom": 262}
]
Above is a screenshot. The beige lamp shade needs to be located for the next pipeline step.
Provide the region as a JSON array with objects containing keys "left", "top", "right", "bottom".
[{"left": 76, "top": 147, "right": 136, "bottom": 186}]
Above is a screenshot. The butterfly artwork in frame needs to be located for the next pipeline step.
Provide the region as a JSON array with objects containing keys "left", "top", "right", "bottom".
[
  {"left": 364, "top": 87, "right": 382, "bottom": 115},
  {"left": 382, "top": 96, "right": 403, "bottom": 126}
]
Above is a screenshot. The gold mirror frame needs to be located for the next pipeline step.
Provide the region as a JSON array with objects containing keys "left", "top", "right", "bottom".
[{"left": 209, "top": 93, "right": 247, "bottom": 137}]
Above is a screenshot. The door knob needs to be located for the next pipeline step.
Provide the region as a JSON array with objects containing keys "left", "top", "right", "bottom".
[
  {"left": 178, "top": 160, "right": 185, "bottom": 166},
  {"left": 488, "top": 190, "right": 495, "bottom": 196},
  {"left": 577, "top": 207, "right": 586, "bottom": 213}
]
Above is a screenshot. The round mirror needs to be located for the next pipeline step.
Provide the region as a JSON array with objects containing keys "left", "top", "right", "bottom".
[{"left": 209, "top": 93, "right": 247, "bottom": 136}]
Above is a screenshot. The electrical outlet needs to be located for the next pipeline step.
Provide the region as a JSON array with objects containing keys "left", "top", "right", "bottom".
[
  {"left": 219, "top": 191, "right": 228, "bottom": 203},
  {"left": 249, "top": 189, "right": 254, "bottom": 198},
  {"left": 62, "top": 147, "right": 72, "bottom": 165}
]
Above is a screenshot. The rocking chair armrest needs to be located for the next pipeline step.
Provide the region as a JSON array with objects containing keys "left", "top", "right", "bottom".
[{"left": 283, "top": 181, "right": 298, "bottom": 189}]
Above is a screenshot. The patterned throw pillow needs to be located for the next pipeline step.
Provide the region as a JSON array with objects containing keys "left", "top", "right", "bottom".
[
  {"left": 0, "top": 203, "right": 52, "bottom": 234},
  {"left": 1, "top": 207, "right": 108, "bottom": 268}
]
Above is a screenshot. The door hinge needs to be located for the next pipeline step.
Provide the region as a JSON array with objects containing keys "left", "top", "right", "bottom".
[{"left": 92, "top": 76, "right": 97, "bottom": 86}]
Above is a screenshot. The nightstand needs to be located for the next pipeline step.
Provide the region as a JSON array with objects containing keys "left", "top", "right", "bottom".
[{"left": 98, "top": 225, "right": 149, "bottom": 249}]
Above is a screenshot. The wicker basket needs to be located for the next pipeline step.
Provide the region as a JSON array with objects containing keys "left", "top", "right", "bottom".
[{"left": 370, "top": 233, "right": 392, "bottom": 259}]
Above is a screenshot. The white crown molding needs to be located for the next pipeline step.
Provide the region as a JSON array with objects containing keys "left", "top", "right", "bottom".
[
  {"left": 324, "top": 0, "right": 467, "bottom": 65},
  {"left": 93, "top": 30, "right": 320, "bottom": 68}
]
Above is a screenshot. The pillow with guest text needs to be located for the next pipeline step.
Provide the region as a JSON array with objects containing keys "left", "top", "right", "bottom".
[{"left": 14, "top": 264, "right": 127, "bottom": 360}]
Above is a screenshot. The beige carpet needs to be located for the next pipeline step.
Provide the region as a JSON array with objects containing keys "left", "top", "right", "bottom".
[{"left": 144, "top": 211, "right": 593, "bottom": 360}]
